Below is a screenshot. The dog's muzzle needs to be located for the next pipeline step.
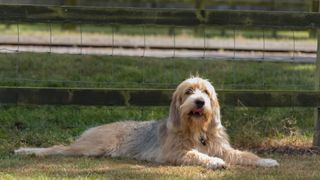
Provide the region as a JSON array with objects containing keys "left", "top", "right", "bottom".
[{"left": 189, "top": 99, "right": 205, "bottom": 117}]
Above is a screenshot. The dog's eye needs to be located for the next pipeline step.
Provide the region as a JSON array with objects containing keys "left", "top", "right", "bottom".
[
  {"left": 203, "top": 90, "right": 209, "bottom": 95},
  {"left": 185, "top": 88, "right": 193, "bottom": 95}
]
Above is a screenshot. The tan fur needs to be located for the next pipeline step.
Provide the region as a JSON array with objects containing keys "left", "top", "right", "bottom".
[{"left": 15, "top": 77, "right": 279, "bottom": 169}]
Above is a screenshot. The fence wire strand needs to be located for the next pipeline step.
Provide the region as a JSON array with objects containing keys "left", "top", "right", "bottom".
[
  {"left": 233, "top": 27, "right": 236, "bottom": 60},
  {"left": 292, "top": 30, "right": 296, "bottom": 60},
  {"left": 173, "top": 26, "right": 176, "bottom": 59},
  {"left": 16, "top": 23, "right": 20, "bottom": 52},
  {"left": 262, "top": 29, "right": 266, "bottom": 88},
  {"left": 262, "top": 29, "right": 265, "bottom": 60},
  {"left": 15, "top": 23, "right": 20, "bottom": 79},
  {"left": 110, "top": 24, "right": 115, "bottom": 84},
  {"left": 142, "top": 25, "right": 146, "bottom": 84},
  {"left": 232, "top": 27, "right": 236, "bottom": 88},
  {"left": 142, "top": 25, "right": 146, "bottom": 58},
  {"left": 203, "top": 26, "right": 206, "bottom": 59},
  {"left": 202, "top": 26, "right": 208, "bottom": 77},
  {"left": 49, "top": 23, "right": 52, "bottom": 53},
  {"left": 79, "top": 24, "right": 83, "bottom": 55},
  {"left": 111, "top": 25, "right": 115, "bottom": 56},
  {"left": 172, "top": 26, "right": 176, "bottom": 84}
]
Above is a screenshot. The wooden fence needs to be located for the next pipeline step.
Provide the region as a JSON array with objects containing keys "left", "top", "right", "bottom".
[
  {"left": 0, "top": 4, "right": 320, "bottom": 145},
  {"left": 1, "top": 87, "right": 320, "bottom": 107},
  {"left": 0, "top": 4, "right": 319, "bottom": 28}
]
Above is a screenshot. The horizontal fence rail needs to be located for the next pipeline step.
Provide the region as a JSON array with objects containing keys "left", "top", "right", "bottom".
[
  {"left": 0, "top": 42, "right": 315, "bottom": 54},
  {"left": 0, "top": 4, "right": 320, "bottom": 28},
  {"left": 1, "top": 87, "right": 320, "bottom": 107}
]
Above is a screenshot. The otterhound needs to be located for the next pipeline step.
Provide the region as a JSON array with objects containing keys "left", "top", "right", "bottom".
[{"left": 15, "top": 77, "right": 279, "bottom": 169}]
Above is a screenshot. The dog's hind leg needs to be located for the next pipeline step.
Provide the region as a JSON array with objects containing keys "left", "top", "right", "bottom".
[
  {"left": 15, "top": 143, "right": 107, "bottom": 157},
  {"left": 14, "top": 145, "right": 73, "bottom": 156}
]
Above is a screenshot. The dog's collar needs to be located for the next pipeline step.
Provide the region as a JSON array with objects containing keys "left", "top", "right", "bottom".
[{"left": 199, "top": 135, "right": 207, "bottom": 146}]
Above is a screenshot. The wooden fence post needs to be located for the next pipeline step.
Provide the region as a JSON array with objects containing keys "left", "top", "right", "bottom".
[
  {"left": 314, "top": 0, "right": 320, "bottom": 147},
  {"left": 310, "top": 0, "right": 319, "bottom": 38}
]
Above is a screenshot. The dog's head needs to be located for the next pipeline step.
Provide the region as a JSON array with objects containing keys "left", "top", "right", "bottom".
[{"left": 167, "top": 77, "right": 221, "bottom": 131}]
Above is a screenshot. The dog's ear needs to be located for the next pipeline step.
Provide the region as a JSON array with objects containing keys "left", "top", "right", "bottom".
[
  {"left": 208, "top": 85, "right": 222, "bottom": 127},
  {"left": 167, "top": 91, "right": 181, "bottom": 131},
  {"left": 211, "top": 97, "right": 221, "bottom": 126}
]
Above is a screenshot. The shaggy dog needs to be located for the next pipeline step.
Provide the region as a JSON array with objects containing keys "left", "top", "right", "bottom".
[{"left": 15, "top": 77, "right": 279, "bottom": 169}]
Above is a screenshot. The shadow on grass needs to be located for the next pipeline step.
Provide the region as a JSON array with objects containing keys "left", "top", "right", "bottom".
[{"left": 0, "top": 155, "right": 186, "bottom": 179}]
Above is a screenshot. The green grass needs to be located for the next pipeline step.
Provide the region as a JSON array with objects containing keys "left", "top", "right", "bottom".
[
  {"left": 0, "top": 53, "right": 315, "bottom": 90},
  {"left": 0, "top": 52, "right": 318, "bottom": 178},
  {"left": 0, "top": 23, "right": 313, "bottom": 39}
]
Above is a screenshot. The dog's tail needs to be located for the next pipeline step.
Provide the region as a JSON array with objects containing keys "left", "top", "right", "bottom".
[{"left": 14, "top": 145, "right": 72, "bottom": 156}]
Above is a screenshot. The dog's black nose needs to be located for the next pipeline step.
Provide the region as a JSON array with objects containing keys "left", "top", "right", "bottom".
[{"left": 195, "top": 99, "right": 205, "bottom": 108}]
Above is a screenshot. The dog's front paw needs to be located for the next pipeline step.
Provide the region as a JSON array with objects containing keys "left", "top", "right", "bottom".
[
  {"left": 256, "top": 158, "right": 279, "bottom": 167},
  {"left": 207, "top": 157, "right": 226, "bottom": 170}
]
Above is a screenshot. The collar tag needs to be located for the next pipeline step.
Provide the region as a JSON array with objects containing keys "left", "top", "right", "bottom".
[{"left": 200, "top": 136, "right": 206, "bottom": 146}]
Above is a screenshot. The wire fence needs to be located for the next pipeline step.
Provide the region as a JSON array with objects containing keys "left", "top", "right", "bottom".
[
  {"left": 0, "top": 22, "right": 316, "bottom": 90},
  {"left": 0, "top": 23, "right": 316, "bottom": 58}
]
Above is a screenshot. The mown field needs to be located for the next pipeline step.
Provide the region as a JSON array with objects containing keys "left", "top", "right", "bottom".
[{"left": 0, "top": 53, "right": 318, "bottom": 179}]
